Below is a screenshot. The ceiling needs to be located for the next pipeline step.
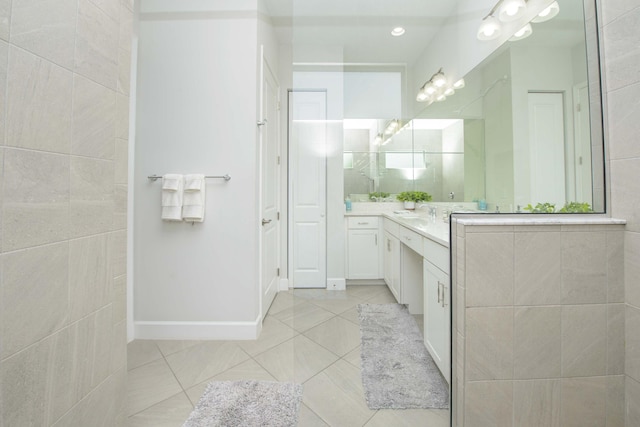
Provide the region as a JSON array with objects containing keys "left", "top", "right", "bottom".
[{"left": 262, "top": 0, "right": 459, "bottom": 65}]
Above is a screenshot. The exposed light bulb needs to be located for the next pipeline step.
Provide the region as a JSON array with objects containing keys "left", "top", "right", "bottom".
[
  {"left": 433, "top": 71, "right": 446, "bottom": 88},
  {"left": 425, "top": 83, "right": 436, "bottom": 95},
  {"left": 509, "top": 23, "right": 532, "bottom": 41},
  {"left": 531, "top": 1, "right": 560, "bottom": 23},
  {"left": 498, "top": 0, "right": 527, "bottom": 22},
  {"left": 444, "top": 87, "right": 455, "bottom": 96},
  {"left": 436, "top": 94, "right": 446, "bottom": 102},
  {"left": 416, "top": 91, "right": 429, "bottom": 102},
  {"left": 453, "top": 79, "right": 465, "bottom": 89},
  {"left": 477, "top": 15, "right": 502, "bottom": 40},
  {"left": 391, "top": 27, "right": 406, "bottom": 37}
]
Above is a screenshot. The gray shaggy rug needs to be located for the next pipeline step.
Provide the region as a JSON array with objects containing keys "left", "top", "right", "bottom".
[
  {"left": 183, "top": 380, "right": 303, "bottom": 427},
  {"left": 357, "top": 303, "right": 449, "bottom": 409}
]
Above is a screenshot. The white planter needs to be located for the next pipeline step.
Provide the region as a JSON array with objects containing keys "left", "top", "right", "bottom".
[{"left": 404, "top": 201, "right": 416, "bottom": 210}]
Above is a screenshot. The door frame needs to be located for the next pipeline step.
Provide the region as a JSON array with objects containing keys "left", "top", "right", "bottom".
[{"left": 258, "top": 46, "right": 281, "bottom": 319}]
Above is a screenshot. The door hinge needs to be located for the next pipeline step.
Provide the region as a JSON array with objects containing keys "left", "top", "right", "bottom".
[
  {"left": 277, "top": 101, "right": 281, "bottom": 111},
  {"left": 277, "top": 212, "right": 280, "bottom": 220},
  {"left": 277, "top": 268, "right": 280, "bottom": 276},
  {"left": 277, "top": 156, "right": 280, "bottom": 165},
  {"left": 576, "top": 103, "right": 581, "bottom": 112}
]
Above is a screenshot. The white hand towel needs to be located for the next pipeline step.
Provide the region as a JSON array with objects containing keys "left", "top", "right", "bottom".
[
  {"left": 182, "top": 174, "right": 206, "bottom": 222},
  {"left": 161, "top": 174, "right": 183, "bottom": 221}
]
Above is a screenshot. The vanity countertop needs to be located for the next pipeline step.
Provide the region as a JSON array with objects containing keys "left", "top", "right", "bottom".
[{"left": 345, "top": 204, "right": 451, "bottom": 246}]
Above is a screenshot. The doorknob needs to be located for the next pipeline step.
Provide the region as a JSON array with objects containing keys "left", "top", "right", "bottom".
[{"left": 262, "top": 219, "right": 272, "bottom": 225}]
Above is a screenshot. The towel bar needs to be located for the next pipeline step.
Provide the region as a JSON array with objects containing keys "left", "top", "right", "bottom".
[{"left": 147, "top": 174, "right": 231, "bottom": 182}]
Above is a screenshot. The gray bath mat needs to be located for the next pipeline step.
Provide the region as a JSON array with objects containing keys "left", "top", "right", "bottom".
[
  {"left": 183, "top": 380, "right": 303, "bottom": 427},
  {"left": 357, "top": 303, "right": 449, "bottom": 409}
]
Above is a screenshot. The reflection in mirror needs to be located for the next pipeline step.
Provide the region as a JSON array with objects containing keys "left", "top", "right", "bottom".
[{"left": 415, "top": 0, "right": 604, "bottom": 213}]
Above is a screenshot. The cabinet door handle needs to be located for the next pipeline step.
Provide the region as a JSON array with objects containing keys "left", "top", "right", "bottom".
[
  {"left": 375, "top": 234, "right": 378, "bottom": 246},
  {"left": 357, "top": 222, "right": 369, "bottom": 225},
  {"left": 442, "top": 284, "right": 448, "bottom": 308},
  {"left": 437, "top": 282, "right": 442, "bottom": 304},
  {"left": 387, "top": 239, "right": 391, "bottom": 251}
]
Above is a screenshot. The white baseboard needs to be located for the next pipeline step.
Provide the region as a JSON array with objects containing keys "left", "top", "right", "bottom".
[
  {"left": 279, "top": 277, "right": 290, "bottom": 291},
  {"left": 327, "top": 278, "right": 346, "bottom": 290},
  {"left": 134, "top": 318, "right": 262, "bottom": 340}
]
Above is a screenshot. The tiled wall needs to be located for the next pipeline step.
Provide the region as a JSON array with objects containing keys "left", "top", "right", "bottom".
[
  {"left": 451, "top": 220, "right": 626, "bottom": 427},
  {"left": 0, "top": 0, "right": 132, "bottom": 425},
  {"left": 601, "top": 1, "right": 640, "bottom": 426}
]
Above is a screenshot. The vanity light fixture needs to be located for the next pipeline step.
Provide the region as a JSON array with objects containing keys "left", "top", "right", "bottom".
[
  {"left": 417, "top": 68, "right": 464, "bottom": 104},
  {"left": 509, "top": 23, "right": 532, "bottom": 41},
  {"left": 531, "top": 1, "right": 559, "bottom": 23},
  {"left": 391, "top": 27, "right": 406, "bottom": 36}
]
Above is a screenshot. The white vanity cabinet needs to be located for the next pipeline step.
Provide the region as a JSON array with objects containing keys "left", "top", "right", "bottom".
[
  {"left": 423, "top": 239, "right": 450, "bottom": 383},
  {"left": 346, "top": 217, "right": 382, "bottom": 279},
  {"left": 383, "top": 231, "right": 401, "bottom": 301}
]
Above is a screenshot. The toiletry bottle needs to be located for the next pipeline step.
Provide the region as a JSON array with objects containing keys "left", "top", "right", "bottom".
[{"left": 345, "top": 197, "right": 352, "bottom": 212}]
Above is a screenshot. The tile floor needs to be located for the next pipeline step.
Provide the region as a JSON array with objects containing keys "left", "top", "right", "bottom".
[{"left": 126, "top": 285, "right": 449, "bottom": 426}]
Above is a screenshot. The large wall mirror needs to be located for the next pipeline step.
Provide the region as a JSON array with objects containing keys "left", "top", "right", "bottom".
[{"left": 343, "top": 0, "right": 605, "bottom": 214}]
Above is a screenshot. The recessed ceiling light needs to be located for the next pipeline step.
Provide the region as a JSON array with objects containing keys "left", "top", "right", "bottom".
[{"left": 391, "top": 27, "right": 405, "bottom": 37}]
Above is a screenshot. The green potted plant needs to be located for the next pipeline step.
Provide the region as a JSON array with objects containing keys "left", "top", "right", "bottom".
[
  {"left": 368, "top": 191, "right": 390, "bottom": 201},
  {"left": 396, "top": 191, "right": 432, "bottom": 210}
]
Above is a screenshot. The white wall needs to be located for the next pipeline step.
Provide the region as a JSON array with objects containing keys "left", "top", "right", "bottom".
[{"left": 134, "top": 0, "right": 268, "bottom": 339}]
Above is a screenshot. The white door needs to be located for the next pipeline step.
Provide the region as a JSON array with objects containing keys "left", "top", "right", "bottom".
[
  {"left": 528, "top": 92, "right": 566, "bottom": 206},
  {"left": 259, "top": 51, "right": 280, "bottom": 317},
  {"left": 289, "top": 91, "right": 327, "bottom": 288},
  {"left": 573, "top": 83, "right": 593, "bottom": 204}
]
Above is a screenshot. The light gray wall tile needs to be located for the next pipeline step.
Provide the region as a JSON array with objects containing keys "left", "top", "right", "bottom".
[
  {"left": 627, "top": 376, "right": 640, "bottom": 427},
  {"left": 0, "top": 327, "right": 77, "bottom": 426},
  {"left": 465, "top": 233, "right": 514, "bottom": 307},
  {"left": 110, "top": 319, "right": 126, "bottom": 374},
  {"left": 116, "top": 93, "right": 129, "bottom": 140},
  {"left": 74, "top": 0, "right": 118, "bottom": 90},
  {"left": 109, "top": 229, "right": 127, "bottom": 278},
  {"left": 513, "top": 379, "right": 561, "bottom": 427},
  {"left": 607, "top": 82, "right": 640, "bottom": 161},
  {"left": 611, "top": 159, "right": 640, "bottom": 234},
  {"left": 0, "top": 40, "right": 8, "bottom": 146},
  {"left": 606, "top": 375, "right": 625, "bottom": 427},
  {"left": 627, "top": 305, "right": 640, "bottom": 382},
  {"left": 562, "top": 305, "right": 607, "bottom": 377},
  {"left": 561, "top": 231, "right": 607, "bottom": 304},
  {"left": 2, "top": 149, "right": 70, "bottom": 251},
  {"left": 1, "top": 242, "right": 69, "bottom": 359},
  {"left": 6, "top": 46, "right": 73, "bottom": 153},
  {"left": 89, "top": 0, "right": 119, "bottom": 21},
  {"left": 91, "top": 306, "right": 113, "bottom": 387},
  {"left": 625, "top": 231, "right": 640, "bottom": 308},
  {"left": 118, "top": 2, "right": 133, "bottom": 52},
  {"left": 607, "top": 230, "right": 625, "bottom": 303},
  {"left": 52, "top": 367, "right": 126, "bottom": 427},
  {"left": 69, "top": 156, "right": 114, "bottom": 238},
  {"left": 114, "top": 138, "right": 127, "bottom": 184},
  {"left": 466, "top": 307, "right": 513, "bottom": 380},
  {"left": 113, "top": 183, "right": 126, "bottom": 230},
  {"left": 514, "top": 232, "right": 562, "bottom": 305},
  {"left": 514, "top": 307, "right": 561, "bottom": 379},
  {"left": 69, "top": 234, "right": 111, "bottom": 322},
  {"left": 117, "top": 47, "right": 130, "bottom": 95},
  {"left": 0, "top": 0, "right": 10, "bottom": 41},
  {"left": 71, "top": 74, "right": 116, "bottom": 160},
  {"left": 10, "top": 0, "right": 77, "bottom": 69},
  {"left": 602, "top": 7, "right": 640, "bottom": 92},
  {"left": 608, "top": 304, "right": 625, "bottom": 376},
  {"left": 465, "top": 381, "right": 513, "bottom": 427},
  {"left": 561, "top": 377, "right": 607, "bottom": 427},
  {"left": 601, "top": 0, "right": 640, "bottom": 25},
  {"left": 0, "top": 148, "right": 3, "bottom": 248}
]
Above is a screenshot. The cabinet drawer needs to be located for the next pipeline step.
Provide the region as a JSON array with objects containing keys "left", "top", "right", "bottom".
[
  {"left": 383, "top": 218, "right": 400, "bottom": 237},
  {"left": 348, "top": 216, "right": 379, "bottom": 229},
  {"left": 423, "top": 238, "right": 449, "bottom": 274},
  {"left": 399, "top": 226, "right": 423, "bottom": 256}
]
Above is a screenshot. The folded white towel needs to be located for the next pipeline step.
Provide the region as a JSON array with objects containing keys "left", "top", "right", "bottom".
[
  {"left": 182, "top": 174, "right": 206, "bottom": 222},
  {"left": 161, "top": 174, "right": 183, "bottom": 221}
]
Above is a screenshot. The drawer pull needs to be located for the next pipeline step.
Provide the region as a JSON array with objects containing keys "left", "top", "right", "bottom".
[{"left": 357, "top": 222, "right": 369, "bottom": 225}]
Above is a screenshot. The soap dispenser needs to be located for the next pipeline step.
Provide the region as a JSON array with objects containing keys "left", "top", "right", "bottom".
[{"left": 345, "top": 197, "right": 352, "bottom": 212}]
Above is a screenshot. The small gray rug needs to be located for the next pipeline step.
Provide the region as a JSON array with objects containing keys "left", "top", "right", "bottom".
[
  {"left": 183, "top": 380, "right": 303, "bottom": 427},
  {"left": 358, "top": 303, "right": 449, "bottom": 409}
]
